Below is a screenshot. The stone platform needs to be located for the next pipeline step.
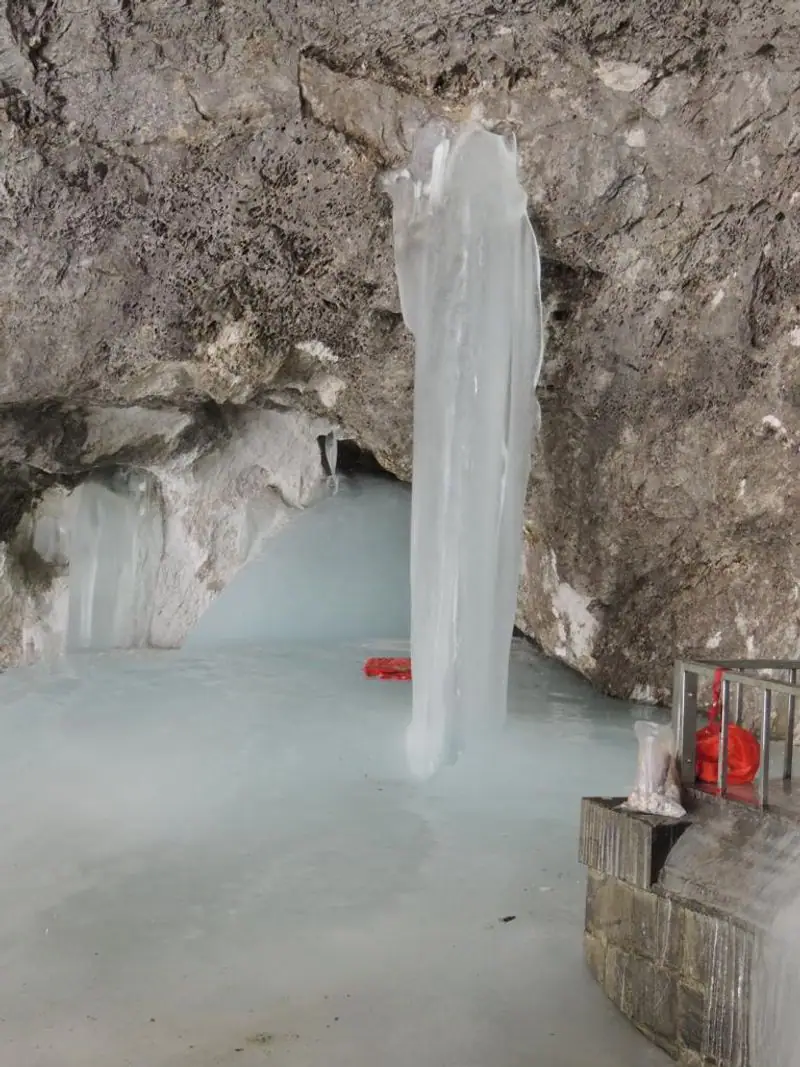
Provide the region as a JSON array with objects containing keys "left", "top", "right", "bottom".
[{"left": 579, "top": 795, "right": 800, "bottom": 1067}]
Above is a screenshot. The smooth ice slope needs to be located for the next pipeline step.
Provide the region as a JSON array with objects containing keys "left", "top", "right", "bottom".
[
  {"left": 388, "top": 122, "right": 544, "bottom": 778},
  {"left": 0, "top": 643, "right": 668, "bottom": 1067},
  {"left": 750, "top": 898, "right": 800, "bottom": 1067},
  {"left": 66, "top": 473, "right": 163, "bottom": 651},
  {"left": 185, "top": 476, "right": 411, "bottom": 649},
  {"left": 749, "top": 843, "right": 800, "bottom": 1067}
]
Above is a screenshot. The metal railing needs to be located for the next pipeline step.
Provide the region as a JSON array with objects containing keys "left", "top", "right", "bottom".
[{"left": 672, "top": 659, "right": 800, "bottom": 807}]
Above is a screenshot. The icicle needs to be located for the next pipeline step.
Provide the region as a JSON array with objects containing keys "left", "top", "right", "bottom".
[
  {"left": 324, "top": 430, "right": 339, "bottom": 494},
  {"left": 386, "top": 121, "right": 544, "bottom": 778}
]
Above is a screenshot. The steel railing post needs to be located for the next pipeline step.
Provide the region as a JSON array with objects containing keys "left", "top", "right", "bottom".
[
  {"left": 673, "top": 663, "right": 698, "bottom": 787},
  {"left": 719, "top": 677, "right": 730, "bottom": 795},
  {"left": 760, "top": 688, "right": 772, "bottom": 807},
  {"left": 785, "top": 669, "right": 796, "bottom": 782}
]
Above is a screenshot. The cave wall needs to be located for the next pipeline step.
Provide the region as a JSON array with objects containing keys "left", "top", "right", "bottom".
[
  {"left": 0, "top": 407, "right": 332, "bottom": 664},
  {"left": 1, "top": 1, "right": 798, "bottom": 696}
]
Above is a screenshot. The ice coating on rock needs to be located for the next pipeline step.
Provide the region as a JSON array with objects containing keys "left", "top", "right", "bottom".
[
  {"left": 66, "top": 473, "right": 163, "bottom": 651},
  {"left": 31, "top": 493, "right": 69, "bottom": 566},
  {"left": 387, "top": 122, "right": 544, "bottom": 778}
]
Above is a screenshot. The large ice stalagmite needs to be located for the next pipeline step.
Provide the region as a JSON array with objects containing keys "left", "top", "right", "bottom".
[
  {"left": 66, "top": 472, "right": 163, "bottom": 651},
  {"left": 387, "top": 122, "right": 544, "bottom": 778}
]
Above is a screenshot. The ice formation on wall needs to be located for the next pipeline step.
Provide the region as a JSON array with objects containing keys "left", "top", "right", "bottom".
[
  {"left": 31, "top": 491, "right": 70, "bottom": 567},
  {"left": 66, "top": 472, "right": 163, "bottom": 651},
  {"left": 387, "top": 122, "right": 544, "bottom": 778}
]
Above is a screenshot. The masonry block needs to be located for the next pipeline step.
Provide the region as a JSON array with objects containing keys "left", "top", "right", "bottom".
[
  {"left": 682, "top": 909, "right": 752, "bottom": 1008},
  {"left": 580, "top": 795, "right": 768, "bottom": 1067},
  {"left": 579, "top": 797, "right": 690, "bottom": 888},
  {"left": 677, "top": 1051, "right": 706, "bottom": 1067},
  {"left": 677, "top": 982, "right": 707, "bottom": 1055},
  {"left": 678, "top": 979, "right": 751, "bottom": 1067},
  {"left": 585, "top": 869, "right": 633, "bottom": 942},
  {"left": 631, "top": 886, "right": 683, "bottom": 970},
  {"left": 583, "top": 931, "right": 606, "bottom": 985},
  {"left": 604, "top": 944, "right": 677, "bottom": 1043}
]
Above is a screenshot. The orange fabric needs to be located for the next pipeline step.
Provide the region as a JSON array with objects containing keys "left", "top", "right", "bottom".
[
  {"left": 363, "top": 657, "right": 412, "bottom": 681},
  {"left": 695, "top": 667, "right": 761, "bottom": 786}
]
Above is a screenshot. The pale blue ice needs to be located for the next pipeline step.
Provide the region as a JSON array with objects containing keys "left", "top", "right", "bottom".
[
  {"left": 186, "top": 477, "right": 411, "bottom": 649},
  {"left": 0, "top": 477, "right": 667, "bottom": 1066}
]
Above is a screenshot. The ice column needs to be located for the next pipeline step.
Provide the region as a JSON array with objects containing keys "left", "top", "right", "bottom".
[
  {"left": 387, "top": 122, "right": 543, "bottom": 778},
  {"left": 66, "top": 472, "right": 164, "bottom": 651}
]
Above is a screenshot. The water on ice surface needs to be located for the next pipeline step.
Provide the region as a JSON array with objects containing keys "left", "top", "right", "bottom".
[
  {"left": 185, "top": 476, "right": 411, "bottom": 649},
  {"left": 387, "top": 123, "right": 544, "bottom": 778},
  {"left": 0, "top": 643, "right": 668, "bottom": 1067}
]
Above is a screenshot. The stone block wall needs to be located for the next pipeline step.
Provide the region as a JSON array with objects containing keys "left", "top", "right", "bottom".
[{"left": 580, "top": 798, "right": 753, "bottom": 1067}]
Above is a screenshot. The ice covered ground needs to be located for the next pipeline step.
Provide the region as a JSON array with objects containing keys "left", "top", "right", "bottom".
[{"left": 0, "top": 641, "right": 668, "bottom": 1067}]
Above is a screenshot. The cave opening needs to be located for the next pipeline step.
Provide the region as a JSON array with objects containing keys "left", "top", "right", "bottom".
[{"left": 317, "top": 436, "right": 400, "bottom": 481}]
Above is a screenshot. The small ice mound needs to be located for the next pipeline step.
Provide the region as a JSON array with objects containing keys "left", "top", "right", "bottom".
[{"left": 184, "top": 475, "right": 411, "bottom": 649}]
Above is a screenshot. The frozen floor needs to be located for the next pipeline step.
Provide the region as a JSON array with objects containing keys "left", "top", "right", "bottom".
[{"left": 0, "top": 643, "right": 668, "bottom": 1067}]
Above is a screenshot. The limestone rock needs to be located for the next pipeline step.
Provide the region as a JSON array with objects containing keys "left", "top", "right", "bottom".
[{"left": 1, "top": 0, "right": 798, "bottom": 698}]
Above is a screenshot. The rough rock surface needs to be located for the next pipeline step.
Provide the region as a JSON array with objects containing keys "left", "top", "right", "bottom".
[
  {"left": 1, "top": 0, "right": 799, "bottom": 697},
  {"left": 0, "top": 406, "right": 332, "bottom": 666}
]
